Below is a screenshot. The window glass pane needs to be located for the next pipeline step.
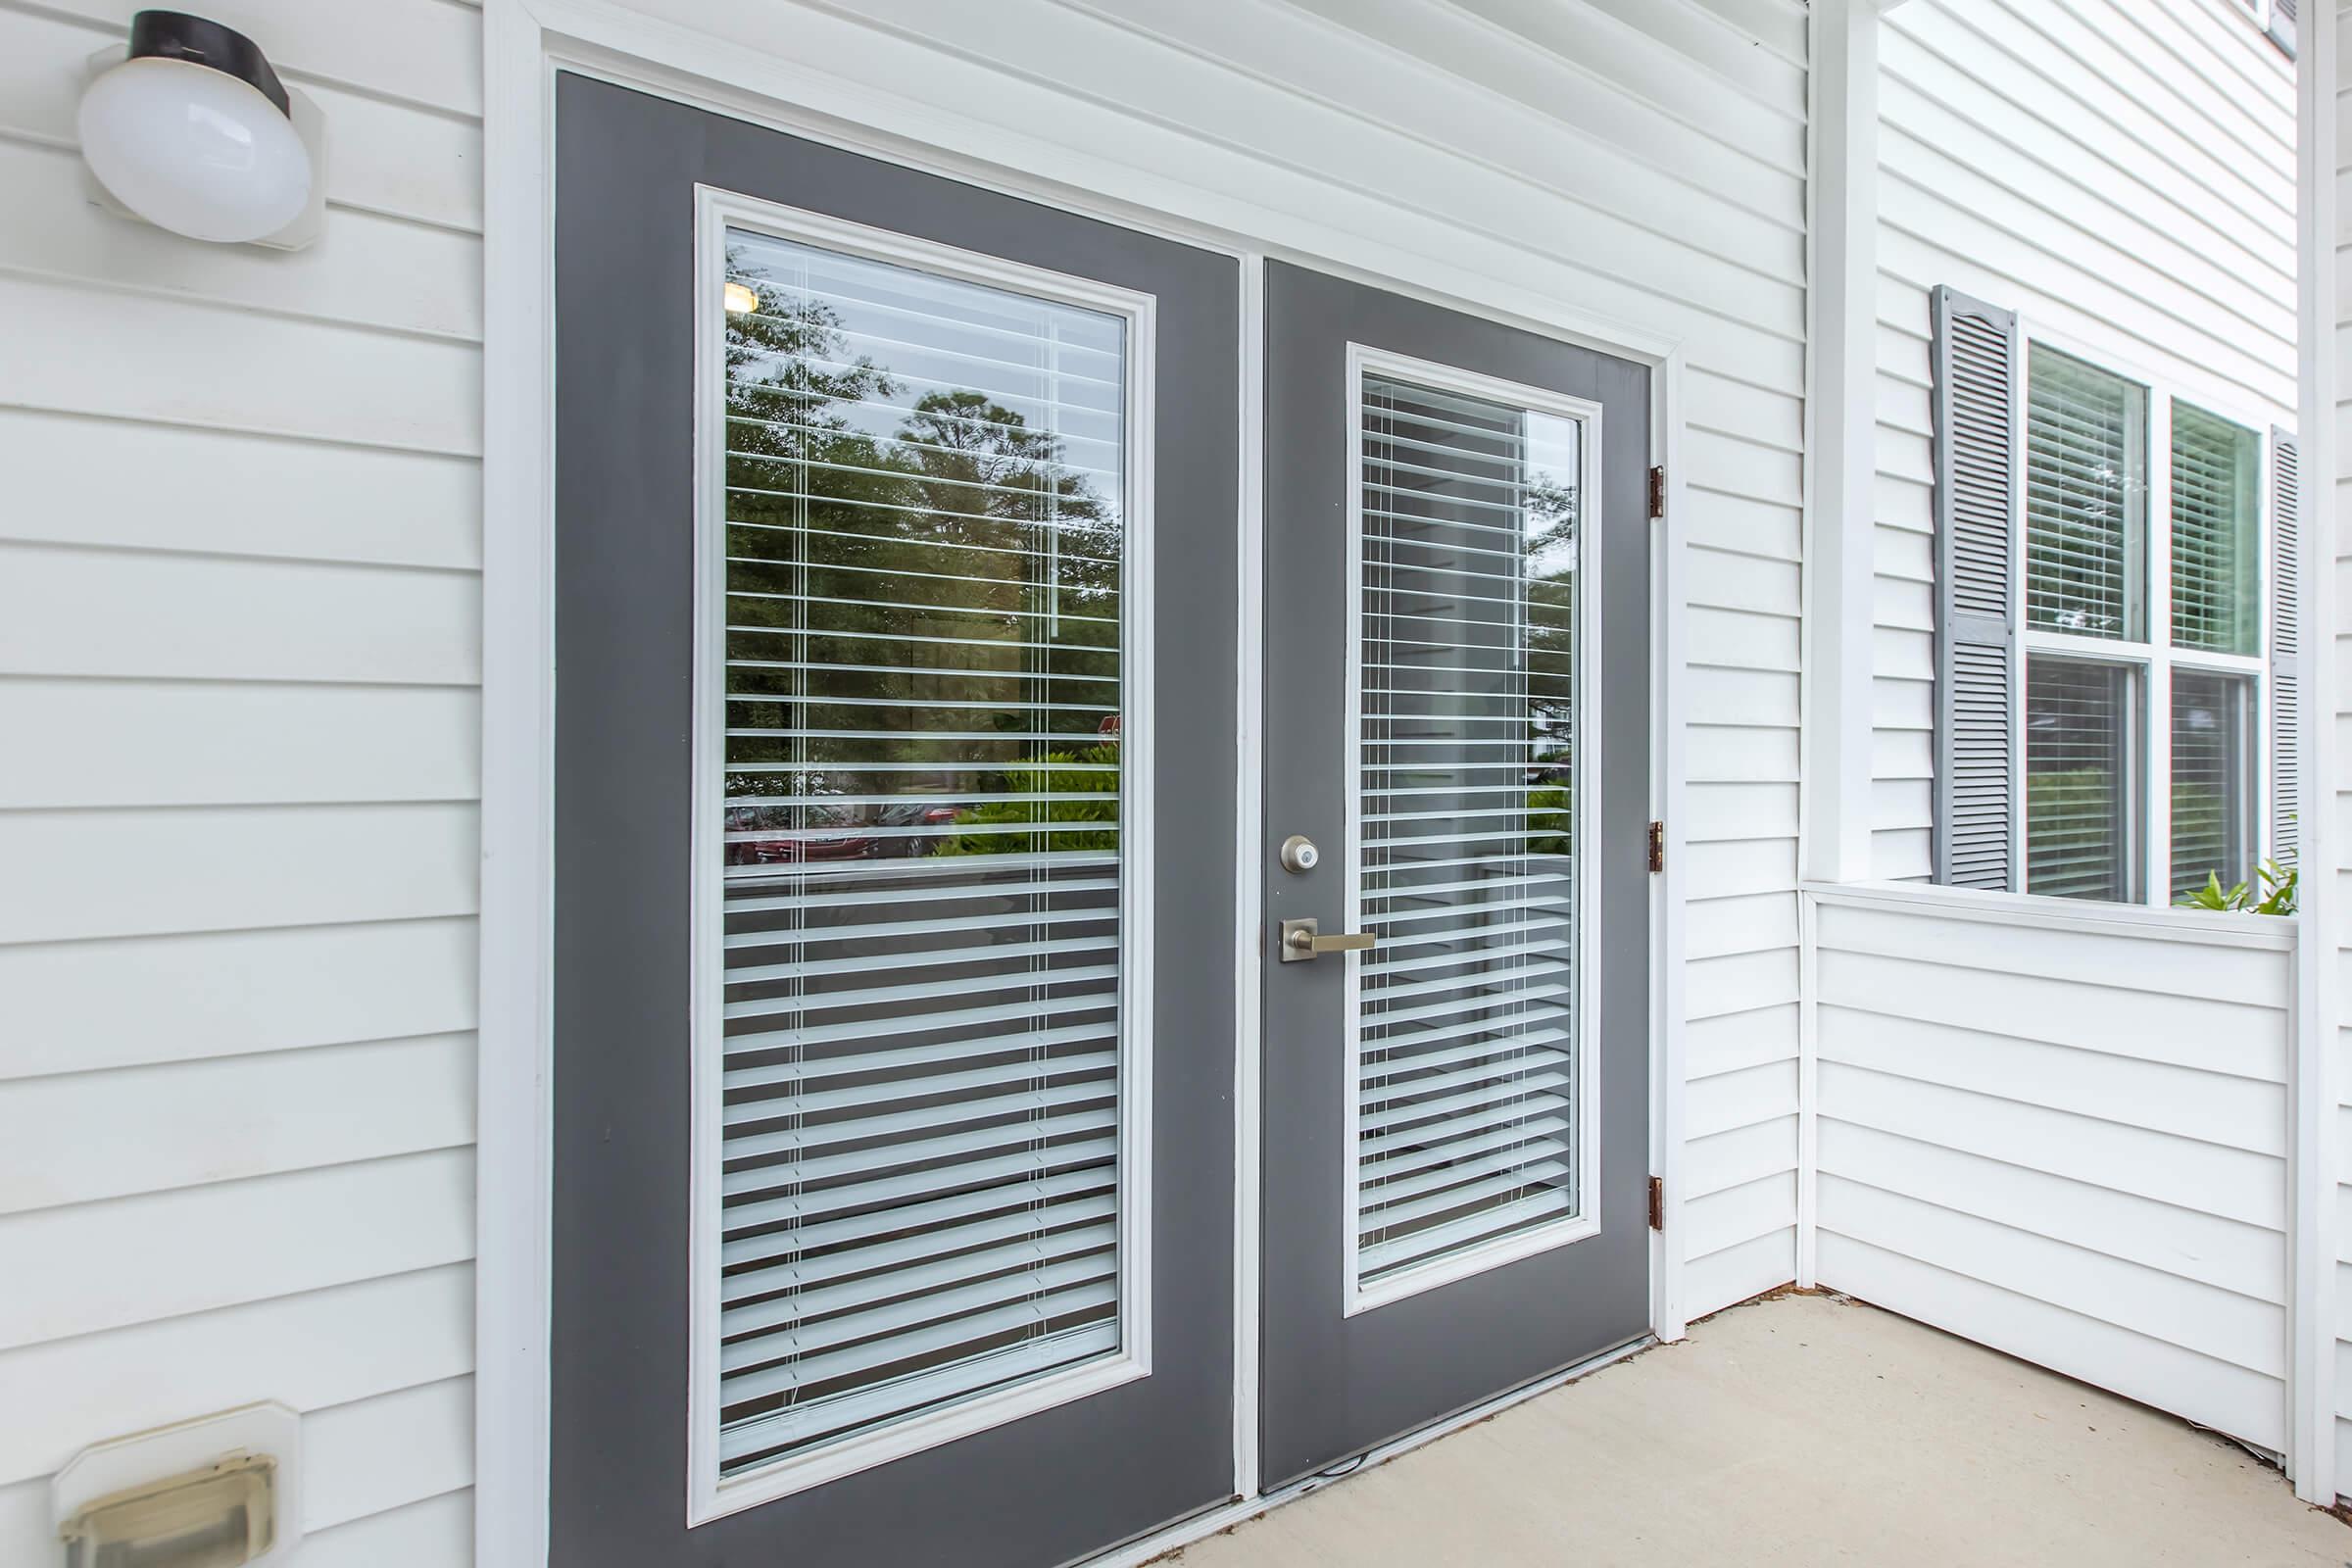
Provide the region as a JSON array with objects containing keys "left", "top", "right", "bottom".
[
  {"left": 712, "top": 229, "right": 1132, "bottom": 1477},
  {"left": 2169, "top": 402, "right": 2261, "bottom": 656},
  {"left": 2026, "top": 655, "right": 2137, "bottom": 902},
  {"left": 2026, "top": 345, "right": 2147, "bottom": 640},
  {"left": 2170, "top": 668, "right": 2254, "bottom": 900},
  {"left": 1352, "top": 371, "right": 1583, "bottom": 1297}
]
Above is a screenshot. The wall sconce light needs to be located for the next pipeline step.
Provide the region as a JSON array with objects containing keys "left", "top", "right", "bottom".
[
  {"left": 79, "top": 11, "right": 326, "bottom": 249},
  {"left": 52, "top": 1402, "right": 304, "bottom": 1568}
]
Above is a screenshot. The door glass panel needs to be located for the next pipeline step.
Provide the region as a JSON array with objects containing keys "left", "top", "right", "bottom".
[
  {"left": 1350, "top": 368, "right": 1585, "bottom": 1301},
  {"left": 712, "top": 229, "right": 1134, "bottom": 1477}
]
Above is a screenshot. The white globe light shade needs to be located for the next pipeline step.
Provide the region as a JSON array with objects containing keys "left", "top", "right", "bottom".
[{"left": 78, "top": 56, "right": 312, "bottom": 244}]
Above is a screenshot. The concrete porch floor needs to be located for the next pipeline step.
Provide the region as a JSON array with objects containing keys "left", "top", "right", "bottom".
[{"left": 1172, "top": 1294, "right": 2352, "bottom": 1567}]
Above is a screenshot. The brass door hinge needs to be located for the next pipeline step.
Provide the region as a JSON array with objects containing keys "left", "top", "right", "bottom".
[
  {"left": 1646, "top": 465, "right": 1666, "bottom": 519},
  {"left": 1646, "top": 820, "right": 1665, "bottom": 874},
  {"left": 1647, "top": 1175, "right": 1665, "bottom": 1231}
]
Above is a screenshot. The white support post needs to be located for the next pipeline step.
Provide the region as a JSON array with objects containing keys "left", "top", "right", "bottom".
[
  {"left": 1796, "top": 0, "right": 1882, "bottom": 1290},
  {"left": 1798, "top": 0, "right": 1880, "bottom": 895},
  {"left": 2289, "top": 0, "right": 2338, "bottom": 1508}
]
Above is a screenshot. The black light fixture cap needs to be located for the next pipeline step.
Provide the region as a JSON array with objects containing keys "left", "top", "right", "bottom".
[{"left": 125, "top": 10, "right": 291, "bottom": 119}]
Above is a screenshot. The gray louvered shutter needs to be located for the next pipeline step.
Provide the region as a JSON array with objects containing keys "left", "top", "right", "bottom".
[
  {"left": 2270, "top": 425, "right": 2301, "bottom": 867},
  {"left": 2269, "top": 0, "right": 2297, "bottom": 59},
  {"left": 1931, "top": 286, "right": 2022, "bottom": 890}
]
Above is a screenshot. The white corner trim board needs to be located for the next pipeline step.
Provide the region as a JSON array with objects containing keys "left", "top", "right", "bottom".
[
  {"left": 2288, "top": 0, "right": 2336, "bottom": 1508},
  {"left": 476, "top": 3, "right": 1693, "bottom": 1564}
]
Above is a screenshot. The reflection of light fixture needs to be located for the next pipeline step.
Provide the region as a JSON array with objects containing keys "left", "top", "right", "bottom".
[
  {"left": 724, "top": 282, "right": 760, "bottom": 315},
  {"left": 78, "top": 11, "right": 325, "bottom": 249}
]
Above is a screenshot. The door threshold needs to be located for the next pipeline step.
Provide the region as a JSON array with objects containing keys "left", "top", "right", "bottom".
[{"left": 1077, "top": 1333, "right": 1656, "bottom": 1568}]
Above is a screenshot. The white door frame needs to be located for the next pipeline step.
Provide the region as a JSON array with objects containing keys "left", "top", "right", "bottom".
[{"left": 477, "top": 4, "right": 1692, "bottom": 1563}]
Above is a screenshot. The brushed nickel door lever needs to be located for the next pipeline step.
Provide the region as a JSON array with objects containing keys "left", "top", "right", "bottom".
[{"left": 1278, "top": 917, "right": 1376, "bottom": 962}]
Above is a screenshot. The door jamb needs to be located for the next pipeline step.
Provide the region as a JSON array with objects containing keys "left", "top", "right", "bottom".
[{"left": 479, "top": 6, "right": 1690, "bottom": 1564}]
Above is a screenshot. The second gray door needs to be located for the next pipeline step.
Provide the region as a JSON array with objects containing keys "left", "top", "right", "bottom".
[{"left": 1260, "top": 261, "right": 1653, "bottom": 1487}]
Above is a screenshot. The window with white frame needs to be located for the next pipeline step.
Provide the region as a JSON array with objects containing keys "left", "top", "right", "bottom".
[{"left": 2018, "top": 342, "right": 2268, "bottom": 906}]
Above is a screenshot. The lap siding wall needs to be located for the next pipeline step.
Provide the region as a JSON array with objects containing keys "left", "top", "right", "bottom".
[
  {"left": 1811, "top": 888, "right": 2295, "bottom": 1453},
  {"left": 0, "top": 0, "right": 485, "bottom": 1559}
]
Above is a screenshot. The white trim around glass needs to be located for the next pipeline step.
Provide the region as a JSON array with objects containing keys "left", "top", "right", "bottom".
[
  {"left": 2006, "top": 318, "right": 2277, "bottom": 909},
  {"left": 689, "top": 186, "right": 1159, "bottom": 1524},
  {"left": 1339, "top": 345, "right": 1605, "bottom": 1316}
]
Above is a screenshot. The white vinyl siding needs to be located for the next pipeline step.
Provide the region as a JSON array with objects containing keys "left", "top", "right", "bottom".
[
  {"left": 1874, "top": 0, "right": 2296, "bottom": 882},
  {"left": 0, "top": 0, "right": 483, "bottom": 1562},
  {"left": 1811, "top": 888, "right": 2294, "bottom": 1453}
]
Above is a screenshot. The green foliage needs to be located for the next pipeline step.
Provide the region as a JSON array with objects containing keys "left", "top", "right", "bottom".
[
  {"left": 2025, "top": 766, "right": 2125, "bottom": 900},
  {"left": 719, "top": 248, "right": 1123, "bottom": 818},
  {"left": 2174, "top": 858, "right": 2296, "bottom": 916},
  {"left": 939, "top": 745, "right": 1120, "bottom": 856},
  {"left": 1525, "top": 784, "right": 1572, "bottom": 856},
  {"left": 2169, "top": 778, "right": 2230, "bottom": 901}
]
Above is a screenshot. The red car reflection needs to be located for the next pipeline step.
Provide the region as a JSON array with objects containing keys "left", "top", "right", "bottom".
[{"left": 724, "top": 803, "right": 960, "bottom": 865}]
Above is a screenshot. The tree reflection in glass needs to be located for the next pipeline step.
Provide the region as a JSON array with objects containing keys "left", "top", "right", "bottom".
[{"left": 721, "top": 241, "right": 1124, "bottom": 866}]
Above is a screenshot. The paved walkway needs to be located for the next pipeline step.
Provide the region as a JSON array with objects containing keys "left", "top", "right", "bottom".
[{"left": 1172, "top": 1293, "right": 2351, "bottom": 1566}]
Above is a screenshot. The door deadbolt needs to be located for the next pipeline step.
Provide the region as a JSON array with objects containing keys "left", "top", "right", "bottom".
[{"left": 1279, "top": 834, "right": 1321, "bottom": 873}]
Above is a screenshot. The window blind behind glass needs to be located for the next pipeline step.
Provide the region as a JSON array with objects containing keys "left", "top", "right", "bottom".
[
  {"left": 2026, "top": 346, "right": 2146, "bottom": 641},
  {"left": 2170, "top": 403, "right": 2261, "bottom": 657},
  {"left": 1352, "top": 372, "right": 1582, "bottom": 1291},
  {"left": 2171, "top": 669, "right": 2253, "bottom": 900},
  {"left": 2026, "top": 655, "right": 2134, "bottom": 902},
  {"left": 713, "top": 230, "right": 1131, "bottom": 1476}
]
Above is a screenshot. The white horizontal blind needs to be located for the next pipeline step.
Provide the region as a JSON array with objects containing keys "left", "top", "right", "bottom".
[
  {"left": 1351, "top": 370, "right": 1582, "bottom": 1293},
  {"left": 2025, "top": 346, "right": 2145, "bottom": 641},
  {"left": 713, "top": 230, "right": 1132, "bottom": 1476},
  {"left": 2170, "top": 669, "right": 2253, "bottom": 899},
  {"left": 2025, "top": 655, "right": 2135, "bottom": 902},
  {"left": 2169, "top": 403, "right": 2261, "bottom": 657}
]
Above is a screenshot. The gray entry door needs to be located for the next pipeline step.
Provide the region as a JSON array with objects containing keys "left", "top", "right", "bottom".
[
  {"left": 550, "top": 76, "right": 1240, "bottom": 1567},
  {"left": 1259, "top": 262, "right": 1652, "bottom": 1487}
]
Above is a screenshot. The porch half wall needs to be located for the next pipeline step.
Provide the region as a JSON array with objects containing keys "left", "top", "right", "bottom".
[{"left": 1807, "top": 884, "right": 2296, "bottom": 1454}]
